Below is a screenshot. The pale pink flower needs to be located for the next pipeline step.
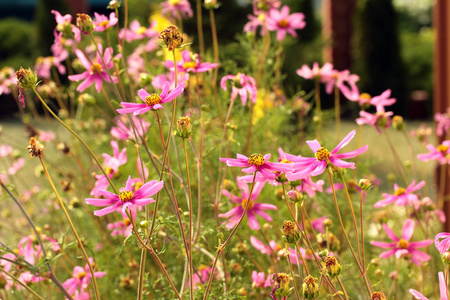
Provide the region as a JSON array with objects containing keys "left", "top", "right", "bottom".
[
  {"left": 68, "top": 44, "right": 120, "bottom": 92},
  {"left": 220, "top": 73, "right": 257, "bottom": 106},
  {"left": 250, "top": 236, "right": 314, "bottom": 264},
  {"left": 7, "top": 158, "right": 25, "bottom": 175},
  {"left": 102, "top": 140, "right": 127, "bottom": 173},
  {"left": 110, "top": 115, "right": 150, "bottom": 141},
  {"left": 119, "top": 20, "right": 158, "bottom": 42},
  {"left": 244, "top": 13, "right": 267, "bottom": 36},
  {"left": 219, "top": 177, "right": 275, "bottom": 230},
  {"left": 220, "top": 153, "right": 293, "bottom": 180},
  {"left": 35, "top": 56, "right": 66, "bottom": 79},
  {"left": 286, "top": 130, "right": 368, "bottom": 180},
  {"left": 93, "top": 12, "right": 118, "bottom": 32},
  {"left": 344, "top": 88, "right": 396, "bottom": 111},
  {"left": 39, "top": 130, "right": 56, "bottom": 142},
  {"left": 0, "top": 67, "right": 17, "bottom": 96},
  {"left": 321, "top": 68, "right": 360, "bottom": 95},
  {"left": 410, "top": 272, "right": 448, "bottom": 300},
  {"left": 164, "top": 50, "right": 218, "bottom": 74},
  {"left": 117, "top": 81, "right": 185, "bottom": 115},
  {"left": 355, "top": 106, "right": 394, "bottom": 134},
  {"left": 373, "top": 180, "right": 425, "bottom": 208},
  {"left": 296, "top": 62, "right": 334, "bottom": 81},
  {"left": 370, "top": 219, "right": 432, "bottom": 265},
  {"left": 410, "top": 124, "right": 432, "bottom": 144},
  {"left": 0, "top": 144, "right": 13, "bottom": 157},
  {"left": 417, "top": 141, "right": 450, "bottom": 165},
  {"left": 187, "top": 266, "right": 219, "bottom": 290},
  {"left": 435, "top": 232, "right": 450, "bottom": 254},
  {"left": 86, "top": 176, "right": 164, "bottom": 216},
  {"left": 62, "top": 258, "right": 105, "bottom": 296},
  {"left": 161, "top": 0, "right": 193, "bottom": 20},
  {"left": 252, "top": 271, "right": 271, "bottom": 288},
  {"left": 435, "top": 108, "right": 450, "bottom": 137},
  {"left": 265, "top": 6, "right": 305, "bottom": 41},
  {"left": 107, "top": 208, "right": 136, "bottom": 237},
  {"left": 151, "top": 72, "right": 189, "bottom": 91},
  {"left": 51, "top": 10, "right": 81, "bottom": 42}
]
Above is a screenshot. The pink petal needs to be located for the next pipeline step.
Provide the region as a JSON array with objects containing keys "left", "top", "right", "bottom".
[
  {"left": 401, "top": 219, "right": 415, "bottom": 241},
  {"left": 247, "top": 211, "right": 260, "bottom": 230},
  {"left": 331, "top": 130, "right": 356, "bottom": 154},
  {"left": 382, "top": 223, "right": 400, "bottom": 242},
  {"left": 306, "top": 140, "right": 321, "bottom": 153}
]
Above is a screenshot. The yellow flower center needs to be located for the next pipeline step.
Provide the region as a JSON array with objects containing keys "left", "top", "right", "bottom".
[
  {"left": 248, "top": 153, "right": 265, "bottom": 166},
  {"left": 280, "top": 158, "right": 293, "bottom": 164},
  {"left": 278, "top": 19, "right": 289, "bottom": 28},
  {"left": 360, "top": 93, "right": 371, "bottom": 102},
  {"left": 90, "top": 63, "right": 103, "bottom": 74},
  {"left": 123, "top": 218, "right": 131, "bottom": 226},
  {"left": 105, "top": 167, "right": 114, "bottom": 175},
  {"left": 77, "top": 271, "right": 87, "bottom": 279},
  {"left": 315, "top": 147, "right": 330, "bottom": 161},
  {"left": 437, "top": 144, "right": 449, "bottom": 154},
  {"left": 397, "top": 239, "right": 409, "bottom": 249},
  {"left": 258, "top": 14, "right": 265, "bottom": 21},
  {"left": 99, "top": 20, "right": 110, "bottom": 27},
  {"left": 169, "top": 0, "right": 180, "bottom": 4},
  {"left": 119, "top": 190, "right": 134, "bottom": 202},
  {"left": 394, "top": 187, "right": 406, "bottom": 196},
  {"left": 183, "top": 61, "right": 197, "bottom": 70},
  {"left": 136, "top": 26, "right": 147, "bottom": 35},
  {"left": 241, "top": 198, "right": 254, "bottom": 210},
  {"left": 134, "top": 181, "right": 144, "bottom": 190},
  {"left": 145, "top": 93, "right": 162, "bottom": 106}
]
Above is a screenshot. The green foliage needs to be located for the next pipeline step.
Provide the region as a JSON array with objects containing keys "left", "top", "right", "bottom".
[{"left": 0, "top": 18, "right": 35, "bottom": 68}]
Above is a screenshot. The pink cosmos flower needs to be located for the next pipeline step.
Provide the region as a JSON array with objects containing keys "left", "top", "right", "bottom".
[
  {"left": 320, "top": 68, "right": 360, "bottom": 95},
  {"left": 39, "top": 130, "right": 56, "bottom": 142},
  {"left": 0, "top": 67, "right": 17, "bottom": 96},
  {"left": 107, "top": 207, "right": 136, "bottom": 237},
  {"left": 110, "top": 115, "right": 150, "bottom": 141},
  {"left": 373, "top": 180, "right": 425, "bottom": 208},
  {"left": 435, "top": 108, "right": 450, "bottom": 137},
  {"left": 250, "top": 236, "right": 316, "bottom": 264},
  {"left": 35, "top": 55, "right": 66, "bottom": 79},
  {"left": 417, "top": 141, "right": 450, "bottom": 165},
  {"left": 410, "top": 124, "right": 432, "bottom": 144},
  {"left": 119, "top": 20, "right": 158, "bottom": 42},
  {"left": 265, "top": 6, "right": 305, "bottom": 41},
  {"left": 296, "top": 62, "right": 334, "bottom": 81},
  {"left": 51, "top": 10, "right": 81, "bottom": 42},
  {"left": 244, "top": 13, "right": 267, "bottom": 36},
  {"left": 103, "top": 140, "right": 127, "bottom": 173},
  {"left": 164, "top": 50, "right": 218, "bottom": 74},
  {"left": 410, "top": 272, "right": 448, "bottom": 300},
  {"left": 68, "top": 44, "right": 120, "bottom": 92},
  {"left": 220, "top": 73, "right": 257, "bottom": 106},
  {"left": 161, "top": 0, "right": 193, "bottom": 20},
  {"left": 85, "top": 175, "right": 164, "bottom": 216},
  {"left": 435, "top": 232, "right": 450, "bottom": 254},
  {"left": 117, "top": 81, "right": 185, "bottom": 115},
  {"left": 344, "top": 88, "right": 396, "bottom": 111},
  {"left": 0, "top": 144, "right": 13, "bottom": 157},
  {"left": 252, "top": 271, "right": 271, "bottom": 288},
  {"left": 286, "top": 130, "right": 368, "bottom": 181},
  {"left": 370, "top": 219, "right": 432, "bottom": 265},
  {"left": 62, "top": 258, "right": 105, "bottom": 296},
  {"left": 7, "top": 158, "right": 25, "bottom": 175},
  {"left": 93, "top": 12, "right": 118, "bottom": 32},
  {"left": 187, "top": 266, "right": 220, "bottom": 290},
  {"left": 219, "top": 177, "right": 275, "bottom": 230},
  {"left": 220, "top": 153, "right": 293, "bottom": 180},
  {"left": 355, "top": 106, "right": 394, "bottom": 134}
]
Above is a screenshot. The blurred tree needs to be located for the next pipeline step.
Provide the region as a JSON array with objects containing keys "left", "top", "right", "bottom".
[
  {"left": 353, "top": 0, "right": 408, "bottom": 115},
  {"left": 34, "top": 0, "right": 69, "bottom": 56}
]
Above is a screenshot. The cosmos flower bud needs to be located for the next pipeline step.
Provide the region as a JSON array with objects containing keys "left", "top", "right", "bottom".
[
  {"left": 392, "top": 115, "right": 404, "bottom": 131},
  {"left": 317, "top": 232, "right": 340, "bottom": 252},
  {"left": 27, "top": 137, "right": 45, "bottom": 159},
  {"left": 76, "top": 13, "right": 95, "bottom": 34},
  {"left": 158, "top": 25, "right": 184, "bottom": 52},
  {"left": 323, "top": 256, "right": 342, "bottom": 277},
  {"left": 371, "top": 291, "right": 386, "bottom": 300},
  {"left": 287, "top": 189, "right": 302, "bottom": 204},
  {"left": 329, "top": 164, "right": 345, "bottom": 178},
  {"left": 370, "top": 258, "right": 379, "bottom": 266},
  {"left": 271, "top": 273, "right": 292, "bottom": 299},
  {"left": 281, "top": 220, "right": 300, "bottom": 244},
  {"left": 442, "top": 251, "right": 450, "bottom": 265},
  {"left": 107, "top": 0, "right": 120, "bottom": 9},
  {"left": 324, "top": 218, "right": 332, "bottom": 227},
  {"left": 222, "top": 179, "right": 235, "bottom": 192},
  {"left": 16, "top": 67, "right": 38, "bottom": 90},
  {"left": 175, "top": 116, "right": 192, "bottom": 139},
  {"left": 302, "top": 275, "right": 319, "bottom": 299},
  {"left": 78, "top": 93, "right": 96, "bottom": 106},
  {"left": 358, "top": 178, "right": 372, "bottom": 190},
  {"left": 204, "top": 0, "right": 220, "bottom": 10},
  {"left": 139, "top": 220, "right": 149, "bottom": 228},
  {"left": 288, "top": 179, "right": 302, "bottom": 188}
]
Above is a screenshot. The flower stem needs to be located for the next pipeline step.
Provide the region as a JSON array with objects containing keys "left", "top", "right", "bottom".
[
  {"left": 196, "top": 0, "right": 204, "bottom": 57},
  {"left": 38, "top": 157, "right": 101, "bottom": 300},
  {"left": 0, "top": 266, "right": 44, "bottom": 300},
  {"left": 209, "top": 9, "right": 219, "bottom": 86},
  {"left": 286, "top": 244, "right": 301, "bottom": 300},
  {"left": 359, "top": 190, "right": 366, "bottom": 271},
  {"left": 32, "top": 88, "right": 118, "bottom": 195},
  {"left": 183, "top": 138, "right": 194, "bottom": 300},
  {"left": 334, "top": 85, "right": 341, "bottom": 142}
]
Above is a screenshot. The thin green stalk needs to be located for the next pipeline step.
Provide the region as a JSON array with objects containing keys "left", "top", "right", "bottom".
[
  {"left": 383, "top": 128, "right": 408, "bottom": 185},
  {"left": 196, "top": 0, "right": 204, "bottom": 57},
  {"left": 39, "top": 157, "right": 101, "bottom": 300},
  {"left": 286, "top": 244, "right": 301, "bottom": 300},
  {"left": 32, "top": 88, "right": 118, "bottom": 195},
  {"left": 336, "top": 276, "right": 349, "bottom": 300},
  {"left": 183, "top": 139, "right": 194, "bottom": 300},
  {"left": 209, "top": 8, "right": 219, "bottom": 86},
  {"left": 359, "top": 190, "right": 366, "bottom": 271},
  {"left": 334, "top": 85, "right": 341, "bottom": 142}
]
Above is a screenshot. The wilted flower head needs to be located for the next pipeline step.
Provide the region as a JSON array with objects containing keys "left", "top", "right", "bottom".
[
  {"left": 302, "top": 275, "right": 319, "bottom": 299},
  {"left": 158, "top": 25, "right": 184, "bottom": 51},
  {"left": 16, "top": 67, "right": 38, "bottom": 92},
  {"left": 371, "top": 292, "right": 386, "bottom": 300},
  {"left": 27, "top": 137, "right": 45, "bottom": 159},
  {"left": 76, "top": 13, "right": 95, "bottom": 34},
  {"left": 176, "top": 116, "right": 192, "bottom": 139}
]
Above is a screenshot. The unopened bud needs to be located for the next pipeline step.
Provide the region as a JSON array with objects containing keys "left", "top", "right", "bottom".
[
  {"left": 370, "top": 258, "right": 379, "bottom": 266},
  {"left": 392, "top": 115, "right": 404, "bottom": 131},
  {"left": 328, "top": 164, "right": 345, "bottom": 178},
  {"left": 204, "top": 0, "right": 220, "bottom": 10},
  {"left": 77, "top": 13, "right": 95, "bottom": 34},
  {"left": 323, "top": 256, "right": 342, "bottom": 277},
  {"left": 442, "top": 251, "right": 450, "bottom": 265},
  {"left": 16, "top": 67, "right": 38, "bottom": 90},
  {"left": 139, "top": 220, "right": 149, "bottom": 228},
  {"left": 302, "top": 275, "right": 319, "bottom": 299},
  {"left": 287, "top": 189, "right": 302, "bottom": 204},
  {"left": 78, "top": 93, "right": 96, "bottom": 106},
  {"left": 324, "top": 219, "right": 332, "bottom": 227},
  {"left": 107, "top": 0, "right": 120, "bottom": 9},
  {"left": 358, "top": 178, "right": 372, "bottom": 190},
  {"left": 281, "top": 220, "right": 300, "bottom": 244},
  {"left": 175, "top": 116, "right": 192, "bottom": 139}
]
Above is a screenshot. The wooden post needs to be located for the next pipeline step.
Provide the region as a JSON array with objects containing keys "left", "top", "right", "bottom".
[{"left": 433, "top": 0, "right": 450, "bottom": 231}]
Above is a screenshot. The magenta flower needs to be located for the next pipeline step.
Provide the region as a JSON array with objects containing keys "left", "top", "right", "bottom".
[
  {"left": 86, "top": 176, "right": 163, "bottom": 216},
  {"left": 355, "top": 106, "right": 394, "bottom": 134},
  {"left": 321, "top": 68, "right": 360, "bottom": 95},
  {"left": 51, "top": 10, "right": 81, "bottom": 42},
  {"left": 410, "top": 272, "right": 448, "bottom": 300},
  {"left": 164, "top": 50, "right": 218, "bottom": 74},
  {"left": 435, "top": 232, "right": 450, "bottom": 254},
  {"left": 161, "top": 0, "right": 193, "bottom": 20},
  {"left": 68, "top": 44, "right": 119, "bottom": 92},
  {"left": 417, "top": 141, "right": 450, "bottom": 165},
  {"left": 110, "top": 115, "right": 150, "bottom": 141},
  {"left": 286, "top": 130, "right": 368, "bottom": 181},
  {"left": 119, "top": 19, "right": 158, "bottom": 42},
  {"left": 244, "top": 13, "right": 267, "bottom": 36},
  {"left": 220, "top": 73, "right": 257, "bottom": 106},
  {"left": 220, "top": 153, "right": 293, "bottom": 180},
  {"left": 93, "top": 12, "right": 118, "bottom": 32},
  {"left": 35, "top": 55, "right": 66, "bottom": 79},
  {"left": 7, "top": 158, "right": 24, "bottom": 175},
  {"left": 62, "top": 258, "right": 105, "bottom": 296},
  {"left": 373, "top": 180, "right": 425, "bottom": 208},
  {"left": 344, "top": 88, "right": 396, "bottom": 111},
  {"left": 117, "top": 81, "right": 184, "bottom": 115},
  {"left": 370, "top": 219, "right": 432, "bottom": 265},
  {"left": 102, "top": 140, "right": 127, "bottom": 173},
  {"left": 435, "top": 108, "right": 450, "bottom": 137},
  {"left": 219, "top": 177, "right": 275, "bottom": 230},
  {"left": 296, "top": 62, "right": 334, "bottom": 81},
  {"left": 265, "top": 6, "right": 305, "bottom": 41},
  {"left": 252, "top": 271, "right": 271, "bottom": 288}
]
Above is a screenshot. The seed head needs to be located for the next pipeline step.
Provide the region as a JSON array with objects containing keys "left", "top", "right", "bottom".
[
  {"left": 302, "top": 275, "right": 319, "bottom": 299},
  {"left": 371, "top": 292, "right": 386, "bottom": 300},
  {"left": 176, "top": 116, "right": 192, "bottom": 139},
  {"left": 158, "top": 25, "right": 184, "bottom": 51},
  {"left": 281, "top": 220, "right": 300, "bottom": 244},
  {"left": 27, "top": 137, "right": 45, "bottom": 159},
  {"left": 16, "top": 67, "right": 38, "bottom": 90},
  {"left": 76, "top": 13, "right": 95, "bottom": 34},
  {"left": 323, "top": 256, "right": 342, "bottom": 277}
]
